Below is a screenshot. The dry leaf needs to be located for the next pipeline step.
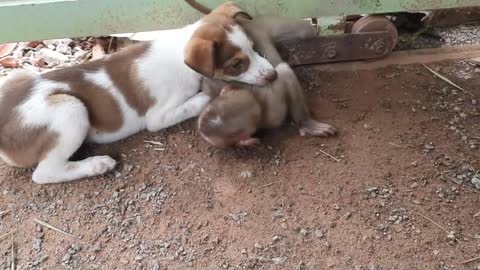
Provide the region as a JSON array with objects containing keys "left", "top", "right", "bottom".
[
  {"left": 26, "top": 41, "right": 41, "bottom": 48},
  {"left": 34, "top": 58, "right": 46, "bottom": 68},
  {"left": 91, "top": 44, "right": 105, "bottom": 60},
  {"left": 0, "top": 56, "right": 19, "bottom": 68},
  {"left": 0, "top": 43, "right": 17, "bottom": 58}
]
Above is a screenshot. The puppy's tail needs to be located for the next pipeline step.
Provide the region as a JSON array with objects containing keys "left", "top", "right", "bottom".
[{"left": 185, "top": 0, "right": 212, "bottom": 14}]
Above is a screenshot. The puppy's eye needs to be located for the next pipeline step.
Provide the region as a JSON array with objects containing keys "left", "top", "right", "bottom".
[{"left": 231, "top": 59, "right": 242, "bottom": 69}]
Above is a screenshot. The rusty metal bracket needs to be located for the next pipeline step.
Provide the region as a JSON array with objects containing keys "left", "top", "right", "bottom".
[{"left": 277, "top": 31, "right": 395, "bottom": 66}]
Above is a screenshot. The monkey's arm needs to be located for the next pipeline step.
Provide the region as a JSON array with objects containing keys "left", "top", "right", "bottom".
[
  {"left": 239, "top": 16, "right": 316, "bottom": 67},
  {"left": 277, "top": 63, "right": 337, "bottom": 137},
  {"left": 279, "top": 64, "right": 310, "bottom": 125}
]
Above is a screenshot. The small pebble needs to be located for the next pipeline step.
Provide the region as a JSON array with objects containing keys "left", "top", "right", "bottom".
[
  {"left": 471, "top": 176, "right": 480, "bottom": 189},
  {"left": 363, "top": 124, "right": 373, "bottom": 130},
  {"left": 272, "top": 257, "right": 287, "bottom": 265},
  {"left": 324, "top": 241, "right": 331, "bottom": 249},
  {"left": 272, "top": 235, "right": 282, "bottom": 243},
  {"left": 314, "top": 229, "right": 324, "bottom": 238},
  {"left": 62, "top": 253, "right": 71, "bottom": 263}
]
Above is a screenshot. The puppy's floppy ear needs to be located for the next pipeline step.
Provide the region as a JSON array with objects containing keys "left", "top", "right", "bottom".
[
  {"left": 184, "top": 37, "right": 216, "bottom": 77},
  {"left": 214, "top": 1, "right": 253, "bottom": 20}
]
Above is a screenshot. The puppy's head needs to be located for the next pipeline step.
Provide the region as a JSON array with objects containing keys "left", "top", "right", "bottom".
[{"left": 184, "top": 2, "right": 277, "bottom": 86}]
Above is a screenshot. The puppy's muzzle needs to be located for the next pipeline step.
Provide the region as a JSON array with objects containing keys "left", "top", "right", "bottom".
[{"left": 264, "top": 70, "right": 278, "bottom": 82}]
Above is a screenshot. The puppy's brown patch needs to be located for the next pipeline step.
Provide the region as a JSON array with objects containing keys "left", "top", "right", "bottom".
[
  {"left": 0, "top": 72, "right": 58, "bottom": 167},
  {"left": 185, "top": 24, "right": 249, "bottom": 78},
  {"left": 42, "top": 42, "right": 155, "bottom": 133},
  {"left": 105, "top": 42, "right": 155, "bottom": 116}
]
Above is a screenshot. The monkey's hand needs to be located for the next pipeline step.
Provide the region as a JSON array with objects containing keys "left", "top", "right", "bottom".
[
  {"left": 299, "top": 119, "right": 337, "bottom": 137},
  {"left": 237, "top": 137, "right": 260, "bottom": 147}
]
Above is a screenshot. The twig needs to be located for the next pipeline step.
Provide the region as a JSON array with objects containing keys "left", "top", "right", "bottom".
[
  {"left": 474, "top": 211, "right": 480, "bottom": 218},
  {"left": 33, "top": 218, "right": 78, "bottom": 239},
  {"left": 179, "top": 163, "right": 196, "bottom": 176},
  {"left": 388, "top": 142, "right": 402, "bottom": 148},
  {"left": 144, "top": 140, "right": 164, "bottom": 146},
  {"left": 0, "top": 229, "right": 16, "bottom": 242},
  {"left": 332, "top": 98, "right": 352, "bottom": 103},
  {"left": 317, "top": 149, "right": 341, "bottom": 163},
  {"left": 257, "top": 180, "right": 283, "bottom": 189},
  {"left": 0, "top": 210, "right": 10, "bottom": 217},
  {"left": 423, "top": 65, "right": 475, "bottom": 97},
  {"left": 417, "top": 212, "right": 459, "bottom": 242},
  {"left": 11, "top": 234, "right": 15, "bottom": 270},
  {"left": 417, "top": 212, "right": 449, "bottom": 234},
  {"left": 461, "top": 256, "right": 480, "bottom": 264},
  {"left": 107, "top": 37, "right": 114, "bottom": 54}
]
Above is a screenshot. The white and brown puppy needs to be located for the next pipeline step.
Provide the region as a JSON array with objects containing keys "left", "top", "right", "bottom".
[
  {"left": 0, "top": 2, "right": 277, "bottom": 184},
  {"left": 185, "top": 0, "right": 336, "bottom": 147}
]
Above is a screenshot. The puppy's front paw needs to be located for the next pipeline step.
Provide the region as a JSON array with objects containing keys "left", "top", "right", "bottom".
[
  {"left": 189, "top": 92, "right": 211, "bottom": 113},
  {"left": 86, "top": 155, "right": 117, "bottom": 175}
]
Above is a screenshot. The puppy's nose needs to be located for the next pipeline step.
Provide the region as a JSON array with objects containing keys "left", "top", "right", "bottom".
[{"left": 265, "top": 70, "right": 278, "bottom": 82}]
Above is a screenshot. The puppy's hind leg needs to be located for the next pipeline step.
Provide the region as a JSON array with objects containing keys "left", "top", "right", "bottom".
[{"left": 32, "top": 94, "right": 116, "bottom": 184}]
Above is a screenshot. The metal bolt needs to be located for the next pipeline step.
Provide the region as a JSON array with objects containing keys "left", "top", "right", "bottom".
[
  {"left": 326, "top": 49, "right": 337, "bottom": 59},
  {"left": 372, "top": 40, "right": 386, "bottom": 54}
]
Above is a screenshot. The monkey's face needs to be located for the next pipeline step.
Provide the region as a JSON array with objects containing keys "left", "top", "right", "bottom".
[
  {"left": 198, "top": 111, "right": 258, "bottom": 148},
  {"left": 198, "top": 88, "right": 261, "bottom": 148},
  {"left": 200, "top": 131, "right": 253, "bottom": 148}
]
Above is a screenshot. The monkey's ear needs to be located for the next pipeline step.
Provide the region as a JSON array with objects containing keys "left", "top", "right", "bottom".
[
  {"left": 214, "top": 1, "right": 253, "bottom": 20},
  {"left": 184, "top": 37, "right": 216, "bottom": 77}
]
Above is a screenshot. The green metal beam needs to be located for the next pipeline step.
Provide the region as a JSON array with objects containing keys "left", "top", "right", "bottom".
[{"left": 0, "top": 0, "right": 479, "bottom": 43}]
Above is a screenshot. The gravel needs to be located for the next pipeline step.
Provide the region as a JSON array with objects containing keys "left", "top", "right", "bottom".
[
  {"left": 397, "top": 23, "right": 480, "bottom": 51},
  {"left": 272, "top": 257, "right": 287, "bottom": 265},
  {"left": 471, "top": 175, "right": 480, "bottom": 189}
]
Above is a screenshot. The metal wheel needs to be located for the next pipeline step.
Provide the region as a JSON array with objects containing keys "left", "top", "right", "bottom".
[{"left": 351, "top": 15, "right": 399, "bottom": 51}]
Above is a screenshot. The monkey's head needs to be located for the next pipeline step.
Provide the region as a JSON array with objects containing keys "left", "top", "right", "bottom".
[{"left": 198, "top": 85, "right": 262, "bottom": 148}]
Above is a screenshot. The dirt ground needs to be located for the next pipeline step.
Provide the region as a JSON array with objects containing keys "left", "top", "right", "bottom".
[{"left": 0, "top": 60, "right": 479, "bottom": 270}]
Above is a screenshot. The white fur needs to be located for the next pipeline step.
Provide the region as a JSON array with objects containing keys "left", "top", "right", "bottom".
[
  {"left": 16, "top": 79, "right": 70, "bottom": 127},
  {"left": 3, "top": 17, "right": 275, "bottom": 184},
  {"left": 223, "top": 25, "right": 275, "bottom": 86}
]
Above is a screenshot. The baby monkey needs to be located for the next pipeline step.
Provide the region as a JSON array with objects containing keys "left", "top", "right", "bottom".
[
  {"left": 199, "top": 63, "right": 336, "bottom": 147},
  {"left": 186, "top": 0, "right": 337, "bottom": 147}
]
